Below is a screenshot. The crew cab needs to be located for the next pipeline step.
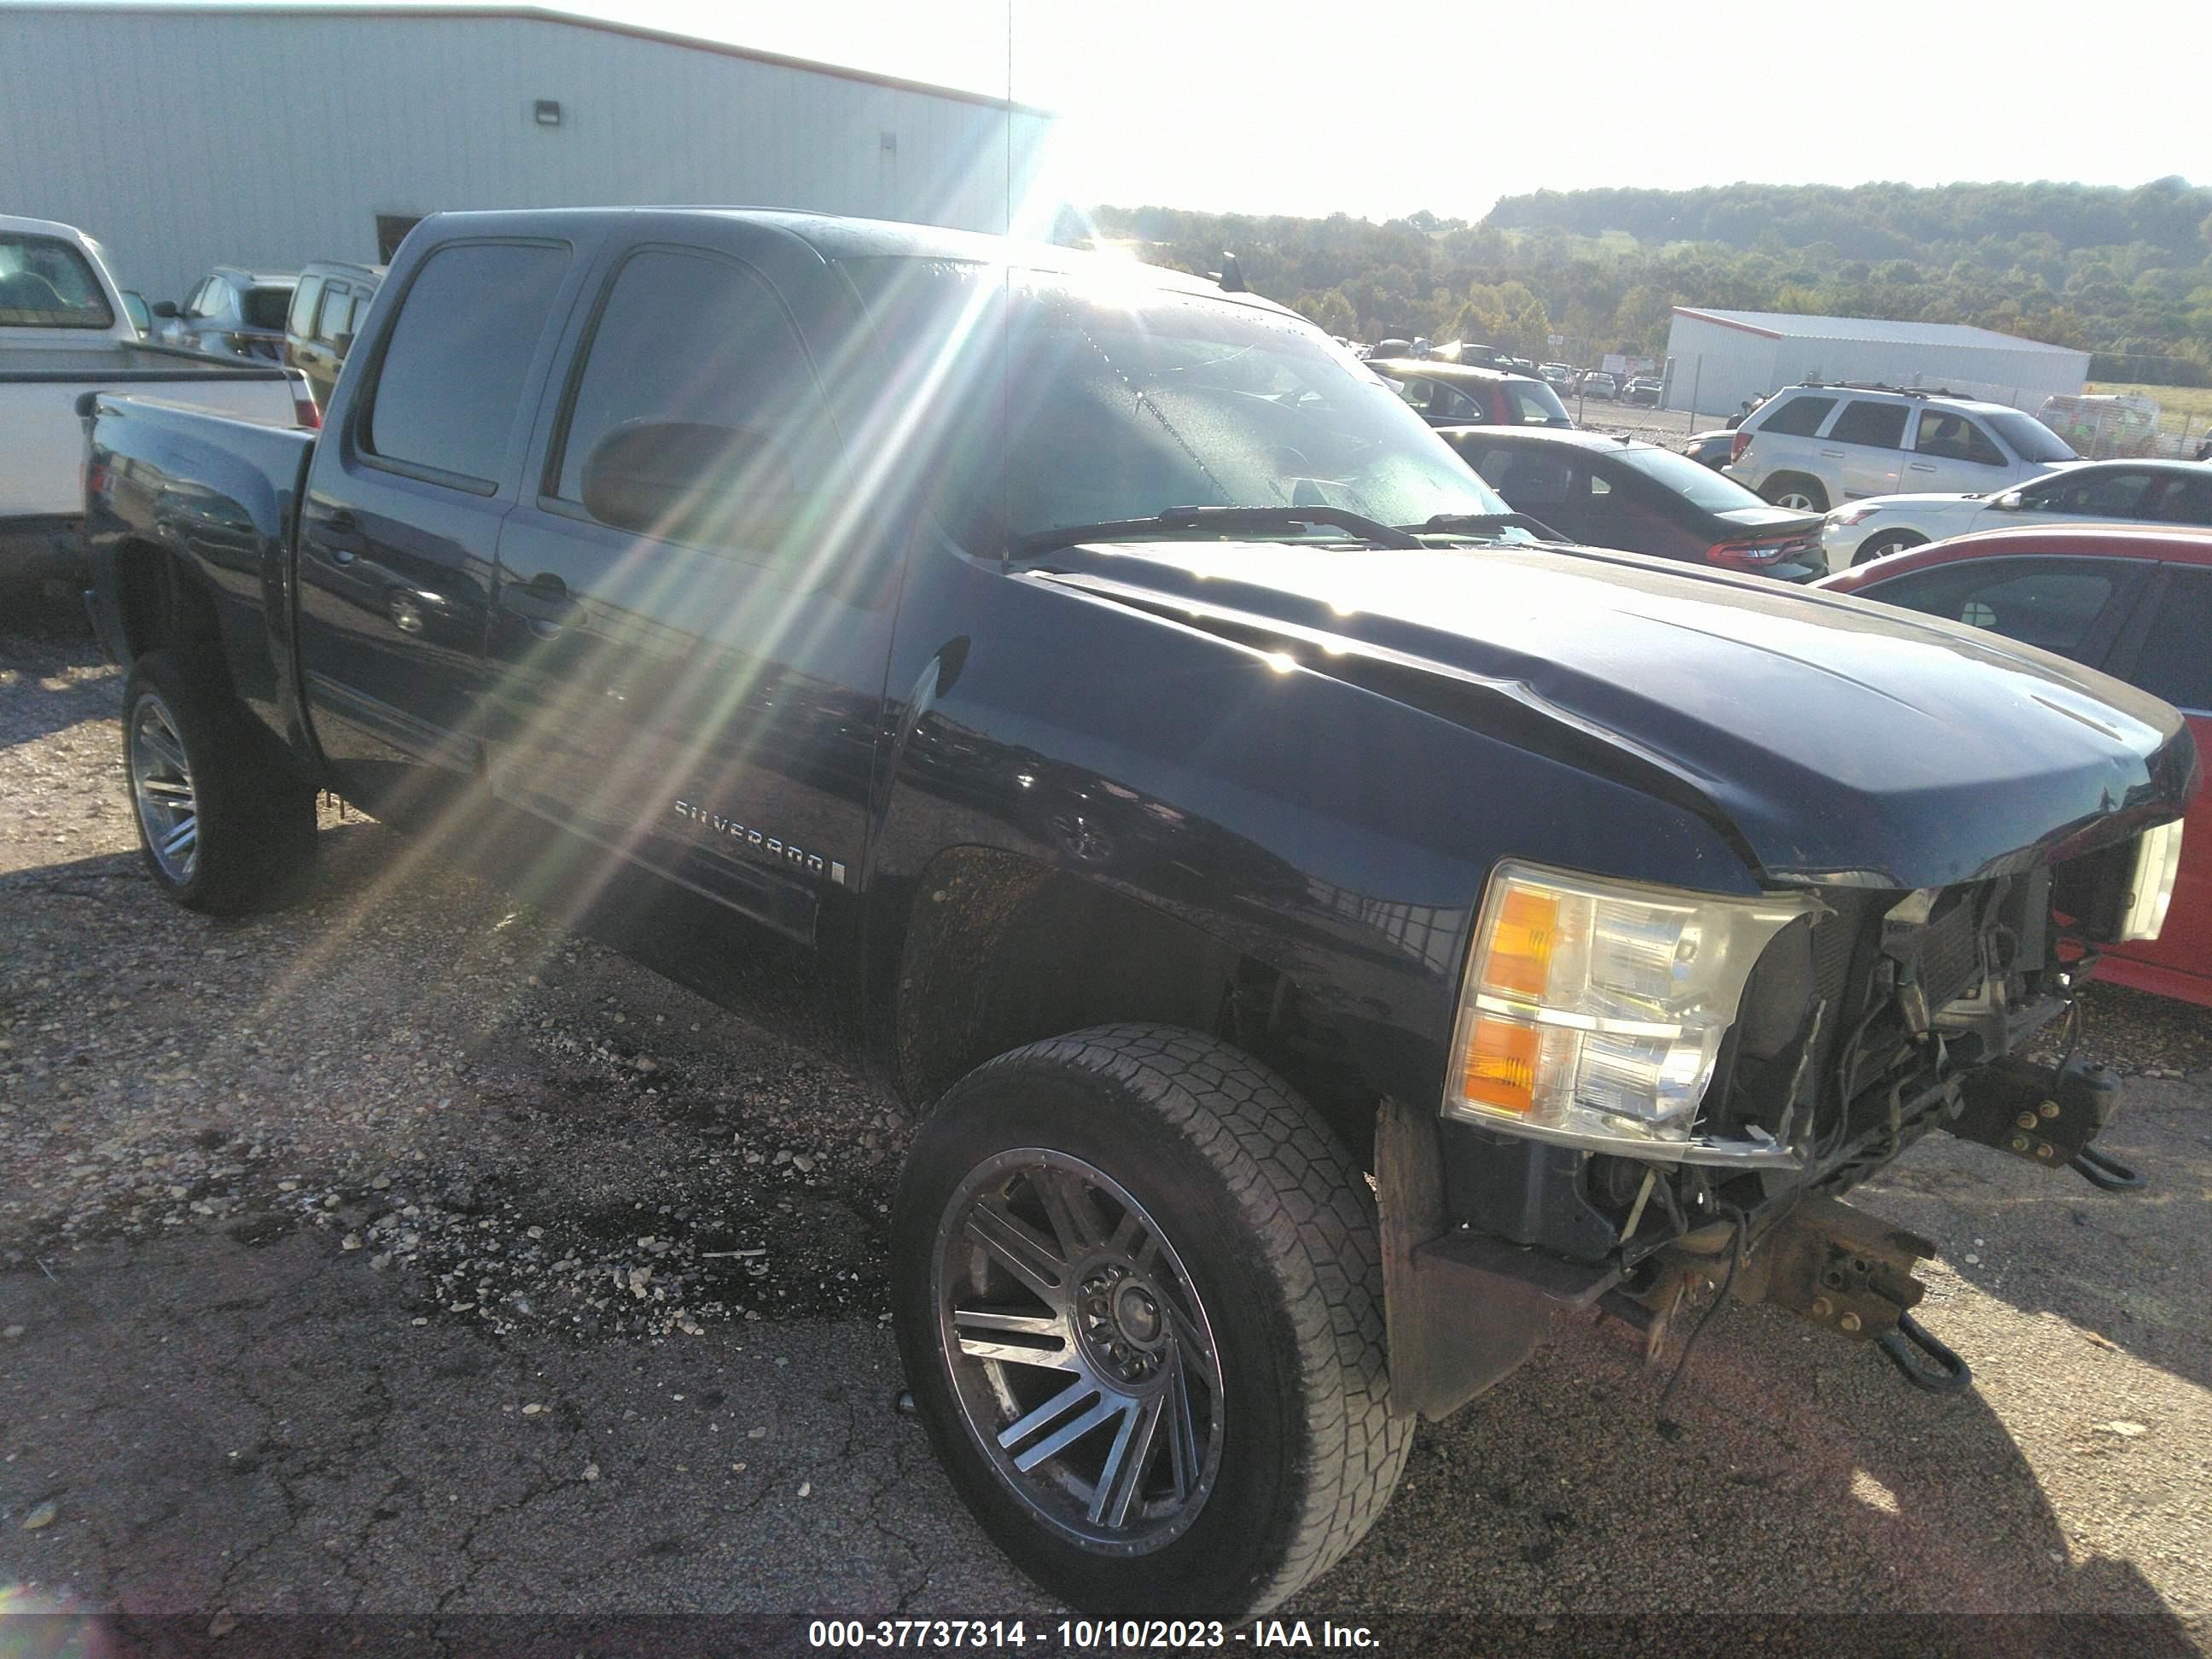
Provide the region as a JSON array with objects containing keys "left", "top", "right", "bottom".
[
  {"left": 83, "top": 208, "right": 2197, "bottom": 1620},
  {"left": 2, "top": 214, "right": 311, "bottom": 599}
]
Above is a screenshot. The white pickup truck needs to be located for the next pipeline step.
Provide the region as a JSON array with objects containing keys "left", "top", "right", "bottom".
[{"left": 2, "top": 214, "right": 311, "bottom": 602}]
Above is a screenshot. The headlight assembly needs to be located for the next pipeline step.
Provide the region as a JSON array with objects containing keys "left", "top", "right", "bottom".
[
  {"left": 2115, "top": 819, "right": 2184, "bottom": 942},
  {"left": 1445, "top": 860, "right": 1819, "bottom": 1165}
]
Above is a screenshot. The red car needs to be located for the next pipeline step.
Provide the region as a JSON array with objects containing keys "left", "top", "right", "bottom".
[{"left": 1820, "top": 525, "right": 2210, "bottom": 1004}]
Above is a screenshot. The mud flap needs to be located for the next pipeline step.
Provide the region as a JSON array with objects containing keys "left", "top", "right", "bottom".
[{"left": 1375, "top": 1097, "right": 1613, "bottom": 1421}]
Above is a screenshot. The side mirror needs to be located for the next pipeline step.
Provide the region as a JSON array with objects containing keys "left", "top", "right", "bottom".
[
  {"left": 150, "top": 300, "right": 179, "bottom": 319},
  {"left": 1995, "top": 492, "right": 2024, "bottom": 511},
  {"left": 579, "top": 420, "right": 795, "bottom": 541}
]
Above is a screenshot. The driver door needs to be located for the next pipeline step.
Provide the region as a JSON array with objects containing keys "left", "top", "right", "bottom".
[{"left": 485, "top": 239, "right": 894, "bottom": 943}]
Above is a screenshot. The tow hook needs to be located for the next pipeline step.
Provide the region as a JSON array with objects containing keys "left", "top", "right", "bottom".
[
  {"left": 1732, "top": 1196, "right": 1974, "bottom": 1394},
  {"left": 1946, "top": 1056, "right": 2139, "bottom": 1192},
  {"left": 1876, "top": 1309, "right": 1973, "bottom": 1393}
]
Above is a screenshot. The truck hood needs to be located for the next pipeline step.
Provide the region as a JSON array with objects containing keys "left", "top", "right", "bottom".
[{"left": 1033, "top": 539, "right": 2197, "bottom": 890}]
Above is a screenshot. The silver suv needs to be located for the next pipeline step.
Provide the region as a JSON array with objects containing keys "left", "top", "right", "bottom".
[{"left": 1724, "top": 384, "right": 2080, "bottom": 512}]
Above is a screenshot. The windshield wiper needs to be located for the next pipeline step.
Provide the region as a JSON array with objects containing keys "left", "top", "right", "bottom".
[
  {"left": 1013, "top": 505, "right": 1421, "bottom": 558},
  {"left": 1406, "top": 511, "right": 1565, "bottom": 542}
]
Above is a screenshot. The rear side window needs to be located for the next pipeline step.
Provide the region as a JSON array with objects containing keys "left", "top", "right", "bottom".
[
  {"left": 1830, "top": 400, "right": 1909, "bottom": 448},
  {"left": 2129, "top": 568, "right": 2212, "bottom": 711},
  {"left": 551, "top": 247, "right": 846, "bottom": 554},
  {"left": 288, "top": 275, "right": 323, "bottom": 336},
  {"left": 1759, "top": 395, "right": 1835, "bottom": 437},
  {"left": 365, "top": 242, "right": 570, "bottom": 489}
]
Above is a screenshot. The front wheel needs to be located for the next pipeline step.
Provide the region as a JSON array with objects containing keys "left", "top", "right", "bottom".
[
  {"left": 1852, "top": 528, "right": 1926, "bottom": 567},
  {"left": 891, "top": 1025, "right": 1408, "bottom": 1618}
]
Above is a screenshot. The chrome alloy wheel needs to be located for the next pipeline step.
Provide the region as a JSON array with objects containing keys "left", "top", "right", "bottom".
[
  {"left": 934, "top": 1149, "right": 1224, "bottom": 1554},
  {"left": 129, "top": 692, "right": 200, "bottom": 883},
  {"left": 1773, "top": 488, "right": 1819, "bottom": 511}
]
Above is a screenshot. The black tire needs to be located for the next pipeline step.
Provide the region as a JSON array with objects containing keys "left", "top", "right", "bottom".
[
  {"left": 891, "top": 1024, "right": 1408, "bottom": 1618},
  {"left": 121, "top": 649, "right": 317, "bottom": 915},
  {"left": 1761, "top": 474, "right": 1830, "bottom": 513},
  {"left": 1852, "top": 528, "right": 1926, "bottom": 568}
]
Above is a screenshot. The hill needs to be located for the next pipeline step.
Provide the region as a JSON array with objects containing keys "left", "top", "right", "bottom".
[{"left": 1089, "top": 178, "right": 2212, "bottom": 382}]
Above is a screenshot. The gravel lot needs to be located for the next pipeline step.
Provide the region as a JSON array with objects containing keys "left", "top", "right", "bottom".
[{"left": 3, "top": 615, "right": 2208, "bottom": 1651}]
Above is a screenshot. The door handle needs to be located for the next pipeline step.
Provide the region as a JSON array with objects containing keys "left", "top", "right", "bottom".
[
  {"left": 504, "top": 572, "right": 577, "bottom": 633},
  {"left": 1908, "top": 462, "right": 1938, "bottom": 473},
  {"left": 1818, "top": 448, "right": 1846, "bottom": 457},
  {"left": 307, "top": 507, "right": 363, "bottom": 563}
]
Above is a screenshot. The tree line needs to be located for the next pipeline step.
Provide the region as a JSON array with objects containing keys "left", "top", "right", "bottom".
[{"left": 1088, "top": 178, "right": 2212, "bottom": 384}]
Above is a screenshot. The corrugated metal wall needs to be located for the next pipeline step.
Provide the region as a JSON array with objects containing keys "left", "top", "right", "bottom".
[
  {"left": 0, "top": 7, "right": 1055, "bottom": 301},
  {"left": 1663, "top": 316, "right": 2090, "bottom": 416},
  {"left": 1660, "top": 317, "right": 1776, "bottom": 416}
]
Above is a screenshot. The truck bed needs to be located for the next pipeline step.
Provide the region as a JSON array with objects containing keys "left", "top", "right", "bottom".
[{"left": 3, "top": 341, "right": 303, "bottom": 591}]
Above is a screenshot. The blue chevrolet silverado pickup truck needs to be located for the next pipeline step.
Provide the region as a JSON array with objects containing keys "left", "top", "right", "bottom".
[{"left": 82, "top": 207, "right": 2196, "bottom": 1616}]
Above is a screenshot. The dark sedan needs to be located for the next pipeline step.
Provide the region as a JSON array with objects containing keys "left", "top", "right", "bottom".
[{"left": 1440, "top": 428, "right": 1827, "bottom": 579}]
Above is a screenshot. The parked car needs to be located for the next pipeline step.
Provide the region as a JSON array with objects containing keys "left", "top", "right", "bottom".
[
  {"left": 1579, "top": 370, "right": 1617, "bottom": 401},
  {"left": 1, "top": 215, "right": 311, "bottom": 599},
  {"left": 1685, "top": 428, "right": 1737, "bottom": 470},
  {"left": 1367, "top": 358, "right": 1573, "bottom": 427},
  {"left": 1725, "top": 383, "right": 2080, "bottom": 514},
  {"left": 284, "top": 259, "right": 385, "bottom": 409},
  {"left": 1538, "top": 362, "right": 1575, "bottom": 390},
  {"left": 1819, "top": 459, "right": 2212, "bottom": 570},
  {"left": 1621, "top": 376, "right": 1663, "bottom": 407},
  {"left": 1821, "top": 524, "right": 2210, "bottom": 1005},
  {"left": 154, "top": 266, "right": 297, "bottom": 359},
  {"left": 1431, "top": 340, "right": 1514, "bottom": 370},
  {"left": 1441, "top": 428, "right": 1826, "bottom": 579},
  {"left": 82, "top": 205, "right": 2193, "bottom": 1618}
]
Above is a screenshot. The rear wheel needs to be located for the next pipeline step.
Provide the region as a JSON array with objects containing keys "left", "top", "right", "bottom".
[
  {"left": 123, "top": 649, "right": 317, "bottom": 914},
  {"left": 891, "top": 1024, "right": 1408, "bottom": 1618},
  {"left": 1762, "top": 474, "right": 1829, "bottom": 513},
  {"left": 1852, "top": 528, "right": 1926, "bottom": 567}
]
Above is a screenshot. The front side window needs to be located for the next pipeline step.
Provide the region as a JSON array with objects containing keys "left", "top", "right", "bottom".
[
  {"left": 1758, "top": 394, "right": 1835, "bottom": 437},
  {"left": 364, "top": 241, "right": 570, "bottom": 488},
  {"left": 552, "top": 247, "right": 846, "bottom": 556},
  {"left": 1914, "top": 411, "right": 2005, "bottom": 465},
  {"left": 1829, "top": 400, "right": 1909, "bottom": 449},
  {"left": 2129, "top": 568, "right": 2212, "bottom": 711},
  {"left": 2040, "top": 468, "right": 2161, "bottom": 519},
  {"left": 840, "top": 258, "right": 1512, "bottom": 549},
  {"left": 0, "top": 232, "right": 114, "bottom": 328},
  {"left": 1866, "top": 556, "right": 2131, "bottom": 659}
]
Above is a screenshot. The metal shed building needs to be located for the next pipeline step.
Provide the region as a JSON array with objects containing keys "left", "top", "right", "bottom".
[
  {"left": 0, "top": 3, "right": 1057, "bottom": 305},
  {"left": 1662, "top": 307, "right": 2090, "bottom": 418}
]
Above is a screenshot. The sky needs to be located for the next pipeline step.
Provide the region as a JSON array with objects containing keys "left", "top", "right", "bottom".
[{"left": 611, "top": 0, "right": 2210, "bottom": 221}]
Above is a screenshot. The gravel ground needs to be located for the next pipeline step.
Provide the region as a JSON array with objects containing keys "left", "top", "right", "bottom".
[{"left": 3, "top": 617, "right": 2208, "bottom": 1651}]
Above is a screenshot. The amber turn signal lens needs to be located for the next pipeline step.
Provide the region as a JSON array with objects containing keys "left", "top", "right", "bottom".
[
  {"left": 1461, "top": 1013, "right": 1541, "bottom": 1115},
  {"left": 1480, "top": 886, "right": 1559, "bottom": 1001}
]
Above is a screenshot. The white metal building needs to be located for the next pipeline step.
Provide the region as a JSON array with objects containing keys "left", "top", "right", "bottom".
[
  {"left": 0, "top": 3, "right": 1057, "bottom": 305},
  {"left": 1662, "top": 307, "right": 2091, "bottom": 418}
]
